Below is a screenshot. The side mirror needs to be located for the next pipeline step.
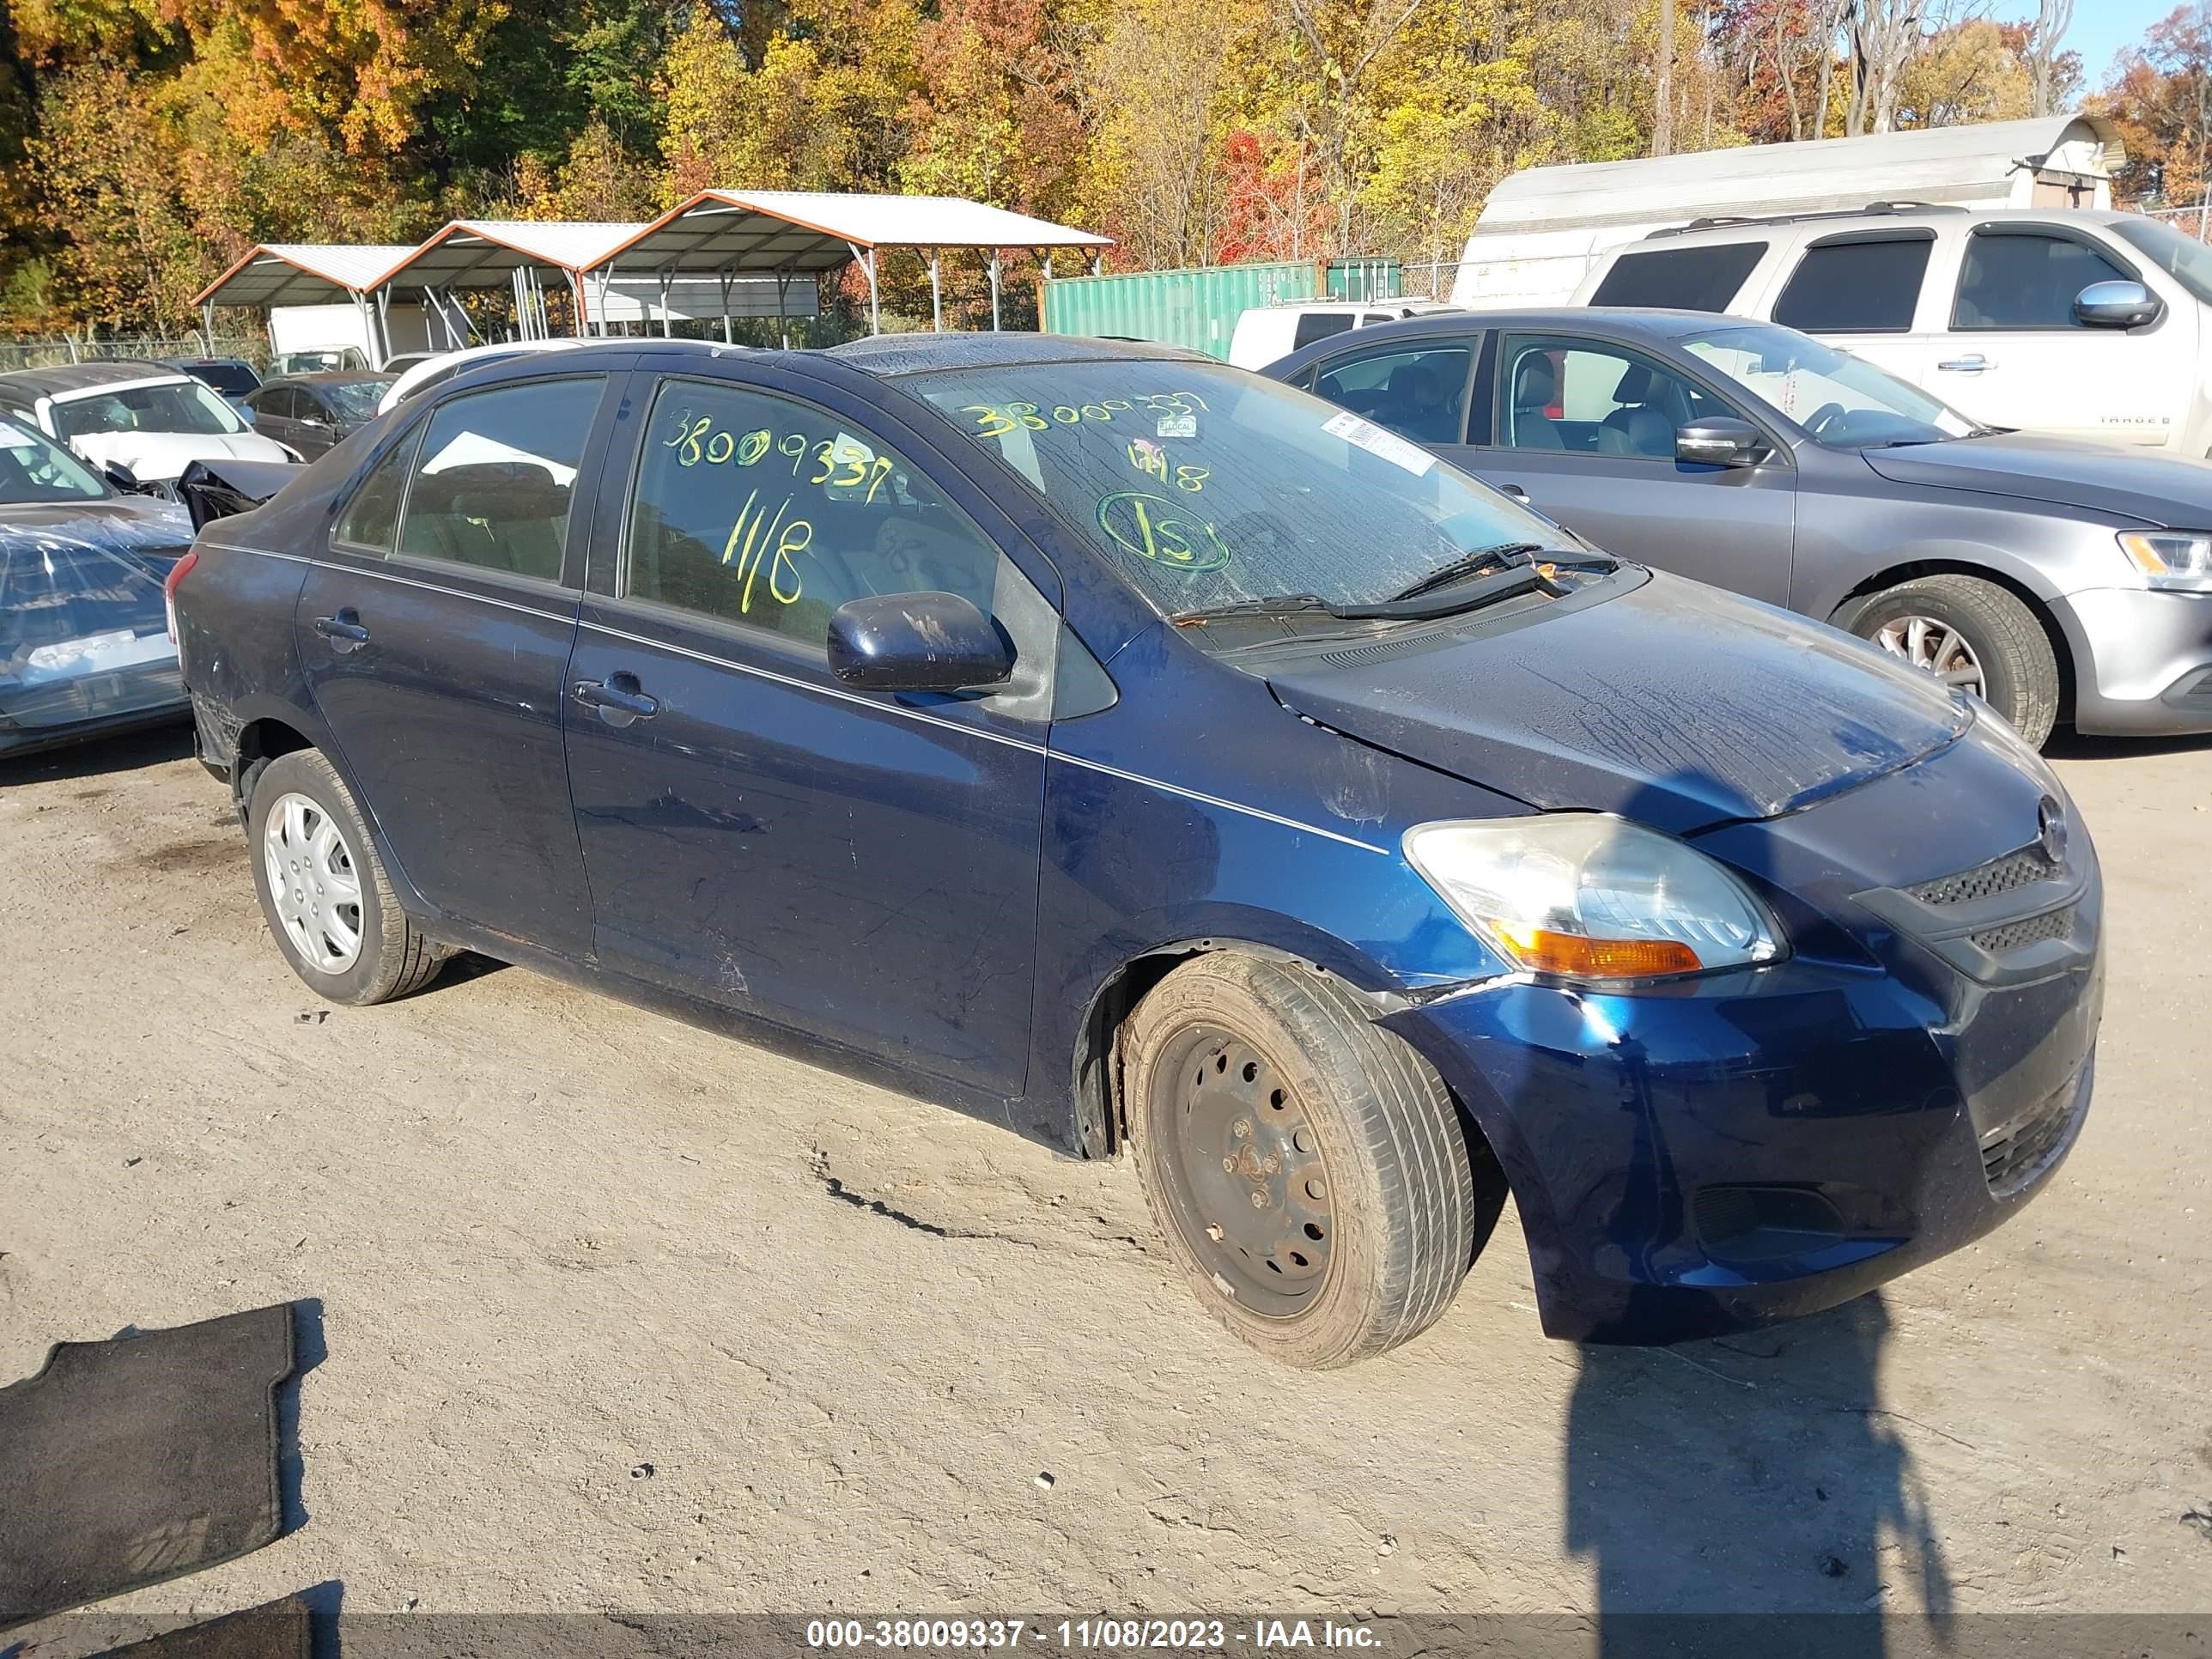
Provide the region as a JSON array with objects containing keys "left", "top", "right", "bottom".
[
  {"left": 827, "top": 592, "right": 1014, "bottom": 693},
  {"left": 2074, "top": 280, "right": 2161, "bottom": 330},
  {"left": 1675, "top": 417, "right": 1763, "bottom": 468},
  {"left": 103, "top": 461, "right": 141, "bottom": 493}
]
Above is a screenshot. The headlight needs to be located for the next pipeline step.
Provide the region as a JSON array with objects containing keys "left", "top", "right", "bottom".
[
  {"left": 1404, "top": 815, "right": 1784, "bottom": 983},
  {"left": 2118, "top": 531, "right": 2212, "bottom": 592}
]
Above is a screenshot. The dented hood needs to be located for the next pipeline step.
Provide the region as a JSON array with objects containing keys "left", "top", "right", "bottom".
[{"left": 1265, "top": 573, "right": 1971, "bottom": 835}]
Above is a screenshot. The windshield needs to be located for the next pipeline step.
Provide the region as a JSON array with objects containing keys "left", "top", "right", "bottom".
[
  {"left": 1681, "top": 323, "right": 1979, "bottom": 448},
  {"left": 0, "top": 416, "right": 108, "bottom": 504},
  {"left": 2109, "top": 216, "right": 2212, "bottom": 305},
  {"left": 323, "top": 380, "right": 392, "bottom": 422},
  {"left": 52, "top": 379, "right": 248, "bottom": 441},
  {"left": 915, "top": 360, "right": 1583, "bottom": 616}
]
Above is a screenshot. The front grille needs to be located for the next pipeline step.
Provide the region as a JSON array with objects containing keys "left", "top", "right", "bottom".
[
  {"left": 1908, "top": 842, "right": 2057, "bottom": 907},
  {"left": 1981, "top": 1067, "right": 2087, "bottom": 1195},
  {"left": 1970, "top": 905, "right": 2075, "bottom": 955}
]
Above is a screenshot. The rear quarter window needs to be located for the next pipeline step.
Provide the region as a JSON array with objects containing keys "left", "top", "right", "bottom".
[{"left": 1589, "top": 242, "right": 1768, "bottom": 311}]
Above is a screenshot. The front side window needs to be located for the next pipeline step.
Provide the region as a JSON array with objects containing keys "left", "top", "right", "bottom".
[
  {"left": 1682, "top": 321, "right": 1978, "bottom": 448},
  {"left": 626, "top": 378, "right": 1008, "bottom": 647},
  {"left": 1773, "top": 237, "right": 1932, "bottom": 333},
  {"left": 1496, "top": 337, "right": 1729, "bottom": 458},
  {"left": 51, "top": 379, "right": 249, "bottom": 441},
  {"left": 1953, "top": 229, "right": 2130, "bottom": 330},
  {"left": 0, "top": 414, "right": 107, "bottom": 504},
  {"left": 393, "top": 377, "right": 600, "bottom": 581},
  {"left": 1314, "top": 342, "right": 1475, "bottom": 445},
  {"left": 1589, "top": 242, "right": 1767, "bottom": 311},
  {"left": 915, "top": 359, "right": 1589, "bottom": 619}
]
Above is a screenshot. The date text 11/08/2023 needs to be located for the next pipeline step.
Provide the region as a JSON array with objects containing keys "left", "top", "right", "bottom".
[{"left": 805, "top": 1620, "right": 1382, "bottom": 1650}]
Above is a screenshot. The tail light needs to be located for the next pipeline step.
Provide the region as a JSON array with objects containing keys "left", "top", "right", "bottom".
[{"left": 163, "top": 549, "right": 199, "bottom": 645}]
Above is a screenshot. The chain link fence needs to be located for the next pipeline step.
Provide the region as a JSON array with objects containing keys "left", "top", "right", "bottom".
[{"left": 0, "top": 336, "right": 270, "bottom": 374}]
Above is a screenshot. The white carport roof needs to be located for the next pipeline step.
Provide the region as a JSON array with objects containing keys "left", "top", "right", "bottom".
[
  {"left": 193, "top": 243, "right": 421, "bottom": 307},
  {"left": 597, "top": 191, "right": 1110, "bottom": 276},
  {"left": 384, "top": 220, "right": 647, "bottom": 289}
]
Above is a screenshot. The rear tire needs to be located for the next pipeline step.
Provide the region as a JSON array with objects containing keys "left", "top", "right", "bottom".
[
  {"left": 1844, "top": 574, "right": 2059, "bottom": 748},
  {"left": 1122, "top": 953, "right": 1483, "bottom": 1369},
  {"left": 246, "top": 749, "right": 443, "bottom": 1006}
]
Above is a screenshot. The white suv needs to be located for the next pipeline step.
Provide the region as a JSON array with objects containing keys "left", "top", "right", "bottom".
[{"left": 1568, "top": 206, "right": 2212, "bottom": 456}]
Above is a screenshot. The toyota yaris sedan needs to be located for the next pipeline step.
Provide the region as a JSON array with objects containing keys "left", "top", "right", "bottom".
[{"left": 171, "top": 335, "right": 2101, "bottom": 1368}]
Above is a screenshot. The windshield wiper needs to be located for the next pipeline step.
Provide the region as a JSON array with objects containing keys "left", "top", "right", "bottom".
[
  {"left": 1386, "top": 542, "right": 1547, "bottom": 602},
  {"left": 1330, "top": 561, "right": 1569, "bottom": 623}
]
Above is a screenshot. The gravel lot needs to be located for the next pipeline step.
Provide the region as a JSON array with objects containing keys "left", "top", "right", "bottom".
[{"left": 3, "top": 722, "right": 2209, "bottom": 1638}]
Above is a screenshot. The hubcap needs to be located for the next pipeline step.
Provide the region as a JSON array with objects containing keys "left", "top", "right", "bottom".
[
  {"left": 1872, "top": 614, "right": 1985, "bottom": 698},
  {"left": 262, "top": 792, "right": 364, "bottom": 975},
  {"left": 1155, "top": 1026, "right": 1336, "bottom": 1319}
]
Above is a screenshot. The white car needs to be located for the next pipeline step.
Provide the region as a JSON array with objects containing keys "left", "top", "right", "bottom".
[
  {"left": 1565, "top": 205, "right": 2212, "bottom": 456},
  {"left": 1228, "top": 300, "right": 1459, "bottom": 370},
  {"left": 375, "top": 339, "right": 595, "bottom": 416},
  {"left": 0, "top": 362, "right": 295, "bottom": 494}
]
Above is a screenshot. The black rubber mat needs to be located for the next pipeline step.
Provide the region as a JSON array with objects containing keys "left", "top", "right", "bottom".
[
  {"left": 0, "top": 1304, "right": 298, "bottom": 1629},
  {"left": 94, "top": 1594, "right": 313, "bottom": 1659}
]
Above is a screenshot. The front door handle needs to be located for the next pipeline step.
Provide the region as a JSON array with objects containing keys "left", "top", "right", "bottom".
[
  {"left": 573, "top": 672, "right": 660, "bottom": 727},
  {"left": 1499, "top": 483, "right": 1530, "bottom": 501},
  {"left": 312, "top": 610, "right": 371, "bottom": 653},
  {"left": 1936, "top": 355, "right": 1990, "bottom": 373}
]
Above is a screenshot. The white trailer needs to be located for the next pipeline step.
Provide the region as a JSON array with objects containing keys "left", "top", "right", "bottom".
[
  {"left": 1452, "top": 112, "right": 2124, "bottom": 310},
  {"left": 268, "top": 302, "right": 435, "bottom": 370}
]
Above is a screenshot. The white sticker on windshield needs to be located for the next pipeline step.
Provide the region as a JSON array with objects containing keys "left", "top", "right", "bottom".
[
  {"left": 0, "top": 420, "right": 32, "bottom": 447},
  {"left": 1157, "top": 412, "right": 1197, "bottom": 440},
  {"left": 1322, "top": 410, "right": 1435, "bottom": 477}
]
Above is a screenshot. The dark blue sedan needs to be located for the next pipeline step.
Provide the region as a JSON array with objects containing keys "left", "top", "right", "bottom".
[{"left": 170, "top": 335, "right": 2102, "bottom": 1366}]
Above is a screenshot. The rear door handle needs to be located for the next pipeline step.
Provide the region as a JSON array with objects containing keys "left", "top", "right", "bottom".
[
  {"left": 312, "top": 610, "right": 371, "bottom": 653},
  {"left": 572, "top": 672, "right": 660, "bottom": 727},
  {"left": 1936, "top": 355, "right": 1990, "bottom": 373}
]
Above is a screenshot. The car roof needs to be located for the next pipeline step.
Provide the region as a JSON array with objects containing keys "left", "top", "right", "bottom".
[
  {"left": 830, "top": 332, "right": 1206, "bottom": 376},
  {"left": 0, "top": 361, "right": 195, "bottom": 397},
  {"left": 1632, "top": 204, "right": 2130, "bottom": 249},
  {"left": 270, "top": 370, "right": 394, "bottom": 387}
]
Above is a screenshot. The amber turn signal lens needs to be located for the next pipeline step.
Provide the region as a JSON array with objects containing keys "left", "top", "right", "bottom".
[{"left": 1496, "top": 926, "right": 1702, "bottom": 980}]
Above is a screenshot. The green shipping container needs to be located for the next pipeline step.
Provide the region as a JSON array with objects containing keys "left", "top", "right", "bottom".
[{"left": 1042, "top": 259, "right": 1401, "bottom": 360}]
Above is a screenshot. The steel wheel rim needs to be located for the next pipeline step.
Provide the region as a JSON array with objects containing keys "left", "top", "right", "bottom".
[
  {"left": 263, "top": 792, "right": 364, "bottom": 975},
  {"left": 1873, "top": 614, "right": 1985, "bottom": 698},
  {"left": 1152, "top": 1024, "right": 1336, "bottom": 1320}
]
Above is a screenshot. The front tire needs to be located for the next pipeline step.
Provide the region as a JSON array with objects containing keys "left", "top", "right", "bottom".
[
  {"left": 246, "top": 749, "right": 443, "bottom": 1006},
  {"left": 1123, "top": 953, "right": 1485, "bottom": 1369},
  {"left": 1844, "top": 574, "right": 2060, "bottom": 747}
]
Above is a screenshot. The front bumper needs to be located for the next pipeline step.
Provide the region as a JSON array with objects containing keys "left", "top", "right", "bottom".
[
  {"left": 2050, "top": 586, "right": 2212, "bottom": 735},
  {"left": 1381, "top": 723, "right": 2103, "bottom": 1344}
]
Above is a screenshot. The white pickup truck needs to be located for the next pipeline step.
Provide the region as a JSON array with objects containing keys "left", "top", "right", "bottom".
[{"left": 1562, "top": 205, "right": 2212, "bottom": 457}]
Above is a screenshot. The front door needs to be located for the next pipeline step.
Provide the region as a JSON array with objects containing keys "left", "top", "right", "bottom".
[
  {"left": 295, "top": 372, "right": 612, "bottom": 956},
  {"left": 1928, "top": 222, "right": 2192, "bottom": 447},
  {"left": 1455, "top": 332, "right": 1799, "bottom": 606},
  {"left": 562, "top": 367, "right": 1054, "bottom": 1097}
]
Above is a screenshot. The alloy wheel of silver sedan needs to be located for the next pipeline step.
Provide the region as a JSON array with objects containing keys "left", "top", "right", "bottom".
[
  {"left": 1872, "top": 613, "right": 1986, "bottom": 699},
  {"left": 262, "top": 791, "right": 364, "bottom": 974}
]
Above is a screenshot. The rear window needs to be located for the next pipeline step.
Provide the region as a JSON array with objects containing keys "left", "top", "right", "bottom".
[
  {"left": 185, "top": 362, "right": 259, "bottom": 396},
  {"left": 1773, "top": 236, "right": 1933, "bottom": 333},
  {"left": 1589, "top": 242, "right": 1767, "bottom": 311},
  {"left": 1292, "top": 313, "right": 1356, "bottom": 349}
]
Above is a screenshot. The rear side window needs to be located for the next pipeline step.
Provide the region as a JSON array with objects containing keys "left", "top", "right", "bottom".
[
  {"left": 1314, "top": 342, "right": 1476, "bottom": 444},
  {"left": 1292, "top": 313, "right": 1356, "bottom": 349},
  {"left": 1954, "top": 229, "right": 2130, "bottom": 330},
  {"left": 1589, "top": 242, "right": 1766, "bottom": 311},
  {"left": 1773, "top": 236, "right": 1932, "bottom": 332},
  {"left": 332, "top": 427, "right": 420, "bottom": 553},
  {"left": 393, "top": 378, "right": 601, "bottom": 582}
]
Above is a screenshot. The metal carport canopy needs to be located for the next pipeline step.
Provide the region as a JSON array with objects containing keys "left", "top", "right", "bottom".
[
  {"left": 378, "top": 219, "right": 645, "bottom": 346},
  {"left": 594, "top": 190, "right": 1114, "bottom": 332},
  {"left": 192, "top": 243, "right": 420, "bottom": 308}
]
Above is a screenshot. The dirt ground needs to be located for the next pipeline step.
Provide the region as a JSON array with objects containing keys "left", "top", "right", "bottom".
[{"left": 3, "top": 722, "right": 2209, "bottom": 1638}]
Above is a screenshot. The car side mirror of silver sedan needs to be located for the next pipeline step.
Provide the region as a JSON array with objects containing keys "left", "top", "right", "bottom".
[
  {"left": 2074, "top": 280, "right": 2162, "bottom": 330},
  {"left": 1675, "top": 418, "right": 1764, "bottom": 468}
]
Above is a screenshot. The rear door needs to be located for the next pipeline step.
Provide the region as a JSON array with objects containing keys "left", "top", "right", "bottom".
[
  {"left": 1466, "top": 331, "right": 1798, "bottom": 604},
  {"left": 562, "top": 365, "right": 1054, "bottom": 1096},
  {"left": 1929, "top": 222, "right": 2185, "bottom": 445},
  {"left": 248, "top": 386, "right": 298, "bottom": 452},
  {"left": 1767, "top": 230, "right": 1936, "bottom": 388},
  {"left": 295, "top": 371, "right": 616, "bottom": 957}
]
